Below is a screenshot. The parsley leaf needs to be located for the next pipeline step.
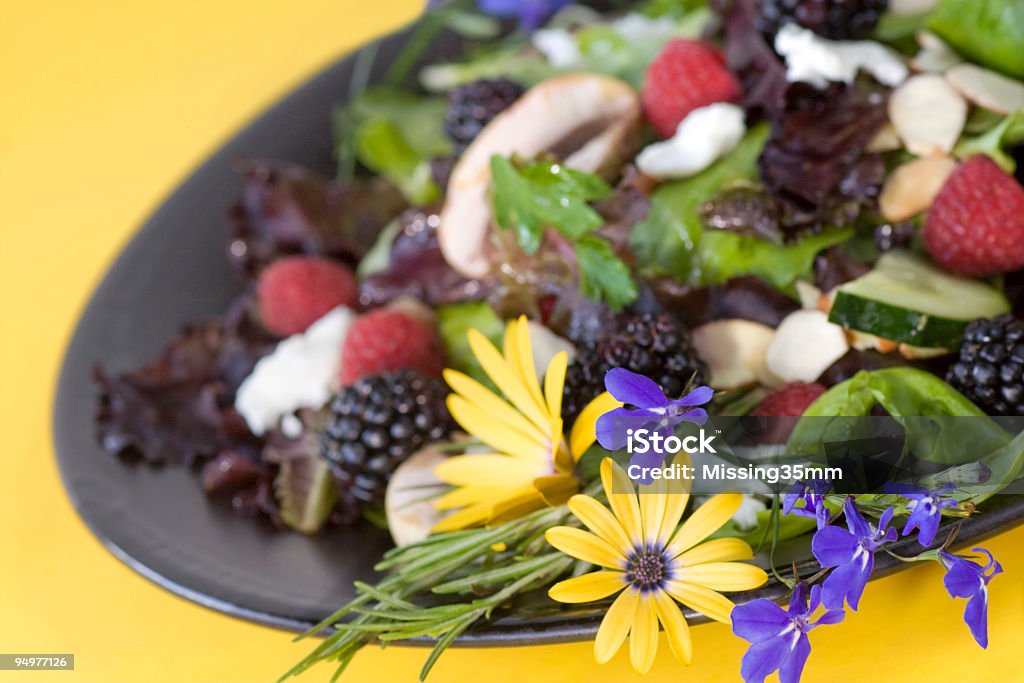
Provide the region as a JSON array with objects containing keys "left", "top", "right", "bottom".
[
  {"left": 574, "top": 235, "right": 638, "bottom": 311},
  {"left": 489, "top": 155, "right": 635, "bottom": 310},
  {"left": 490, "top": 155, "right": 611, "bottom": 253}
]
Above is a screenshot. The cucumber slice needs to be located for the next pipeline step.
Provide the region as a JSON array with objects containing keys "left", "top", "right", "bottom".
[{"left": 828, "top": 251, "right": 1009, "bottom": 349}]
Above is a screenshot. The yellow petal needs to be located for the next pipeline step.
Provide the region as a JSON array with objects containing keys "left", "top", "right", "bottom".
[
  {"left": 664, "top": 581, "right": 736, "bottom": 624},
  {"left": 444, "top": 369, "right": 544, "bottom": 442},
  {"left": 568, "top": 494, "right": 632, "bottom": 554},
  {"left": 595, "top": 588, "right": 638, "bottom": 664},
  {"left": 548, "top": 571, "right": 626, "bottom": 604},
  {"left": 433, "top": 485, "right": 506, "bottom": 510},
  {"left": 469, "top": 328, "right": 551, "bottom": 432},
  {"left": 570, "top": 392, "right": 622, "bottom": 460},
  {"left": 543, "top": 351, "right": 568, "bottom": 421},
  {"left": 677, "top": 562, "right": 768, "bottom": 593},
  {"left": 638, "top": 476, "right": 672, "bottom": 548},
  {"left": 510, "top": 315, "right": 547, "bottom": 410},
  {"left": 600, "top": 459, "right": 643, "bottom": 546},
  {"left": 653, "top": 590, "right": 692, "bottom": 665},
  {"left": 534, "top": 474, "right": 577, "bottom": 507},
  {"left": 486, "top": 486, "right": 547, "bottom": 526},
  {"left": 434, "top": 454, "right": 539, "bottom": 487},
  {"left": 431, "top": 501, "right": 493, "bottom": 532},
  {"left": 446, "top": 395, "right": 549, "bottom": 463},
  {"left": 545, "top": 527, "right": 627, "bottom": 570},
  {"left": 666, "top": 493, "right": 742, "bottom": 558},
  {"left": 630, "top": 594, "right": 659, "bottom": 675},
  {"left": 677, "top": 538, "right": 754, "bottom": 566}
]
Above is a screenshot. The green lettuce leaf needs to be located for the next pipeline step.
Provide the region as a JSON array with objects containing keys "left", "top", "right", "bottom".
[
  {"left": 927, "top": 0, "right": 1024, "bottom": 79},
  {"left": 574, "top": 235, "right": 639, "bottom": 311},
  {"left": 695, "top": 228, "right": 853, "bottom": 289},
  {"left": 437, "top": 301, "right": 504, "bottom": 385},
  {"left": 354, "top": 119, "right": 439, "bottom": 205}
]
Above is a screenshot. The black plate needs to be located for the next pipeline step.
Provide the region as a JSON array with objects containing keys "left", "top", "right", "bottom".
[{"left": 53, "top": 7, "right": 1024, "bottom": 644}]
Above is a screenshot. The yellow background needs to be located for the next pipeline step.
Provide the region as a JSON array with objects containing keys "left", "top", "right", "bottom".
[{"left": 1, "top": 1, "right": 1023, "bottom": 681}]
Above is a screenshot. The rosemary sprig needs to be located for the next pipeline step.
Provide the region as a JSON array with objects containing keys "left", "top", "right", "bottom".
[{"left": 282, "top": 490, "right": 596, "bottom": 682}]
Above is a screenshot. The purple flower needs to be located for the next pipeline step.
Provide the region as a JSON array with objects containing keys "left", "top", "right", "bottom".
[
  {"left": 595, "top": 368, "right": 712, "bottom": 451},
  {"left": 885, "top": 483, "right": 958, "bottom": 547},
  {"left": 476, "top": 0, "right": 573, "bottom": 31},
  {"left": 940, "top": 547, "right": 1003, "bottom": 648},
  {"left": 782, "top": 479, "right": 832, "bottom": 529},
  {"left": 732, "top": 582, "right": 845, "bottom": 683},
  {"left": 811, "top": 498, "right": 897, "bottom": 610}
]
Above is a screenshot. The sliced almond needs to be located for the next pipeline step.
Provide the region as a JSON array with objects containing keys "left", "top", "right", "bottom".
[
  {"left": 794, "top": 280, "right": 823, "bottom": 310},
  {"left": 847, "top": 329, "right": 899, "bottom": 354},
  {"left": 889, "top": 74, "right": 967, "bottom": 157},
  {"left": 866, "top": 122, "right": 903, "bottom": 152},
  {"left": 691, "top": 319, "right": 777, "bottom": 391},
  {"left": 385, "top": 444, "right": 449, "bottom": 547},
  {"left": 898, "top": 343, "right": 951, "bottom": 360},
  {"left": 879, "top": 156, "right": 958, "bottom": 221},
  {"left": 438, "top": 74, "right": 642, "bottom": 278},
  {"left": 911, "top": 30, "right": 962, "bottom": 73},
  {"left": 765, "top": 310, "right": 849, "bottom": 383},
  {"left": 945, "top": 63, "right": 1024, "bottom": 115}
]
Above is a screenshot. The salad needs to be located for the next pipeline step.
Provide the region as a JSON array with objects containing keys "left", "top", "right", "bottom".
[{"left": 92, "top": 0, "right": 1024, "bottom": 680}]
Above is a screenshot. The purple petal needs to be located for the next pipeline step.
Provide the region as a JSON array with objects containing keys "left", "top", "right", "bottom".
[
  {"left": 604, "top": 368, "right": 668, "bottom": 408},
  {"left": 678, "top": 385, "right": 714, "bottom": 406},
  {"left": 595, "top": 407, "right": 654, "bottom": 451},
  {"left": 807, "top": 584, "right": 822, "bottom": 613},
  {"left": 944, "top": 559, "right": 984, "bottom": 599},
  {"left": 904, "top": 505, "right": 941, "bottom": 547},
  {"left": 788, "top": 582, "right": 811, "bottom": 615},
  {"left": 732, "top": 599, "right": 792, "bottom": 643},
  {"left": 963, "top": 591, "right": 989, "bottom": 648},
  {"left": 884, "top": 483, "right": 928, "bottom": 498},
  {"left": 811, "top": 609, "right": 846, "bottom": 627},
  {"left": 821, "top": 551, "right": 872, "bottom": 611},
  {"left": 843, "top": 498, "right": 871, "bottom": 538},
  {"left": 740, "top": 636, "right": 793, "bottom": 683},
  {"left": 777, "top": 634, "right": 811, "bottom": 683},
  {"left": 877, "top": 506, "right": 895, "bottom": 532},
  {"left": 811, "top": 526, "right": 857, "bottom": 568},
  {"left": 628, "top": 448, "right": 665, "bottom": 485},
  {"left": 677, "top": 407, "right": 708, "bottom": 425}
]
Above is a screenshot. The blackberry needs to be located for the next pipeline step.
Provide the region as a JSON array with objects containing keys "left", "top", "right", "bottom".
[
  {"left": 444, "top": 78, "right": 524, "bottom": 153},
  {"left": 757, "top": 0, "right": 888, "bottom": 41},
  {"left": 562, "top": 314, "right": 708, "bottom": 422},
  {"left": 321, "top": 370, "right": 455, "bottom": 507},
  {"left": 947, "top": 314, "right": 1024, "bottom": 415}
]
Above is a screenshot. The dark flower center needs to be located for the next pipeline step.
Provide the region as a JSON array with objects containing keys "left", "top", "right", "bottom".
[{"left": 627, "top": 550, "right": 668, "bottom": 591}]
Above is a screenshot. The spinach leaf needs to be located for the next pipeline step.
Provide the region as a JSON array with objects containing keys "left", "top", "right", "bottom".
[
  {"left": 927, "top": 0, "right": 1024, "bottom": 79},
  {"left": 955, "top": 109, "right": 1024, "bottom": 173}
]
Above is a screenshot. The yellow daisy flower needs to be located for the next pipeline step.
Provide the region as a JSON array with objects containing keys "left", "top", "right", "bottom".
[
  {"left": 432, "top": 316, "right": 620, "bottom": 532},
  {"left": 546, "top": 458, "right": 768, "bottom": 674}
]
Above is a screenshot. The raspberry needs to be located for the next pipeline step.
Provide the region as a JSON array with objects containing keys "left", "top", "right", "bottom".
[
  {"left": 923, "top": 156, "right": 1024, "bottom": 277},
  {"left": 751, "top": 382, "right": 826, "bottom": 443},
  {"left": 339, "top": 309, "right": 446, "bottom": 385},
  {"left": 752, "top": 382, "right": 826, "bottom": 417},
  {"left": 642, "top": 39, "right": 742, "bottom": 139},
  {"left": 257, "top": 256, "right": 356, "bottom": 337}
]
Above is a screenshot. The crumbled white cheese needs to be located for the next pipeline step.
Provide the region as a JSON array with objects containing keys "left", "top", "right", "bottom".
[
  {"left": 636, "top": 103, "right": 747, "bottom": 179},
  {"left": 527, "top": 321, "right": 576, "bottom": 378},
  {"left": 774, "top": 24, "right": 908, "bottom": 89},
  {"left": 532, "top": 28, "right": 582, "bottom": 68},
  {"left": 235, "top": 307, "right": 355, "bottom": 436}
]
